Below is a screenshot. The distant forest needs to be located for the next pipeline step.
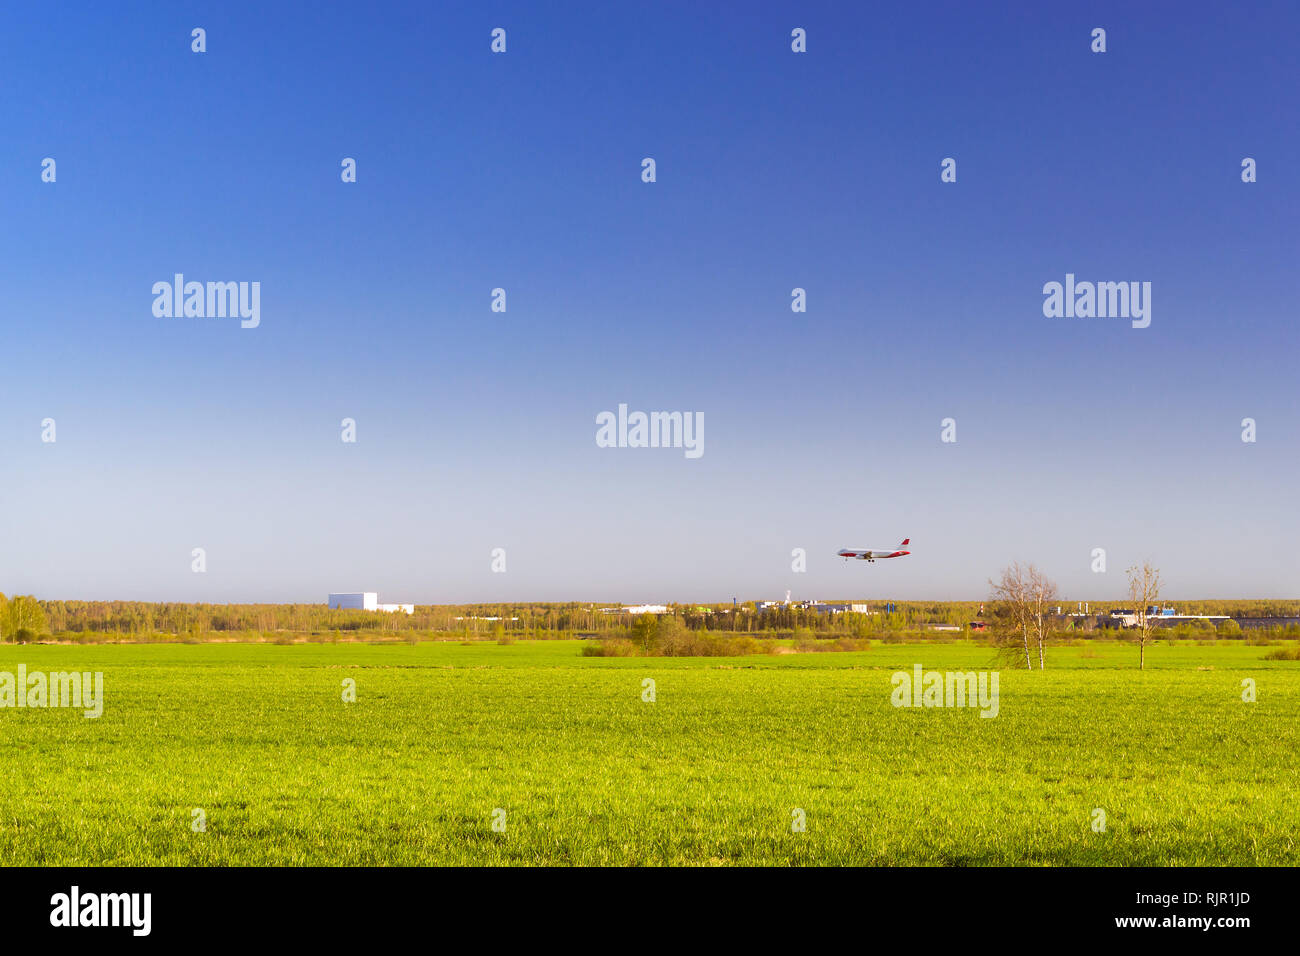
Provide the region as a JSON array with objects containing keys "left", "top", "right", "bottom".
[{"left": 1, "top": 596, "right": 1296, "bottom": 643}]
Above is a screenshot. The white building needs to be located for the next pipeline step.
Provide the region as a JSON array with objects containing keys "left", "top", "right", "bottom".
[
  {"left": 329, "top": 592, "right": 378, "bottom": 611},
  {"left": 328, "top": 593, "right": 413, "bottom": 615},
  {"left": 813, "top": 603, "right": 872, "bottom": 615}
]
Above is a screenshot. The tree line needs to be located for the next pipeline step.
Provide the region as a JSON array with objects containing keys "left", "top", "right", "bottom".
[
  {"left": 0, "top": 594, "right": 50, "bottom": 643},
  {"left": 4, "top": 590, "right": 1296, "bottom": 645}
]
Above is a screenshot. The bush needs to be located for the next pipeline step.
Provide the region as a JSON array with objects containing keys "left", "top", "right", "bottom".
[
  {"left": 582, "top": 638, "right": 636, "bottom": 657},
  {"left": 14, "top": 628, "right": 35, "bottom": 645},
  {"left": 725, "top": 636, "right": 763, "bottom": 656},
  {"left": 832, "top": 636, "right": 869, "bottom": 652},
  {"left": 1262, "top": 647, "right": 1300, "bottom": 661}
]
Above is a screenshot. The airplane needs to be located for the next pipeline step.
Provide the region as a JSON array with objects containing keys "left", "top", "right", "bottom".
[{"left": 837, "top": 538, "right": 911, "bottom": 563}]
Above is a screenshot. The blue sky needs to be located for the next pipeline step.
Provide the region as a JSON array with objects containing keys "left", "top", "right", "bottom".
[{"left": 1, "top": 1, "right": 1296, "bottom": 604}]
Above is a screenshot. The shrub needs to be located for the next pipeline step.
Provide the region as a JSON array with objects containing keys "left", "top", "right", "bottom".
[
  {"left": 582, "top": 638, "right": 636, "bottom": 657},
  {"left": 832, "top": 636, "right": 869, "bottom": 652},
  {"left": 726, "top": 636, "right": 763, "bottom": 656}
]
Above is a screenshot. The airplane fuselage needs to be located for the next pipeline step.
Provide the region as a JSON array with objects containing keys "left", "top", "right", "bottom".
[{"left": 838, "top": 539, "right": 911, "bottom": 563}]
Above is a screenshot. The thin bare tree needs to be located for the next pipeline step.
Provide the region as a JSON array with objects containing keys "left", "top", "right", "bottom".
[
  {"left": 1026, "top": 565, "right": 1059, "bottom": 670},
  {"left": 989, "top": 563, "right": 1033, "bottom": 669},
  {"left": 1126, "top": 561, "right": 1162, "bottom": 670}
]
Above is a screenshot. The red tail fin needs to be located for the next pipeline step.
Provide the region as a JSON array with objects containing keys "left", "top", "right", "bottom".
[{"left": 899, "top": 538, "right": 910, "bottom": 547}]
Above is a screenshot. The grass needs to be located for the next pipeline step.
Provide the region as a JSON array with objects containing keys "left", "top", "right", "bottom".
[{"left": 0, "top": 640, "right": 1296, "bottom": 865}]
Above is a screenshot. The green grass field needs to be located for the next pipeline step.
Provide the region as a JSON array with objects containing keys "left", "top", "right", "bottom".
[{"left": 1, "top": 640, "right": 1296, "bottom": 865}]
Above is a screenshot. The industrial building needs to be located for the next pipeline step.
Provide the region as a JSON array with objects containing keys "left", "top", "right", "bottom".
[
  {"left": 328, "top": 592, "right": 414, "bottom": 614},
  {"left": 813, "top": 602, "right": 872, "bottom": 615},
  {"left": 757, "top": 593, "right": 872, "bottom": 614},
  {"left": 1102, "top": 607, "right": 1228, "bottom": 628}
]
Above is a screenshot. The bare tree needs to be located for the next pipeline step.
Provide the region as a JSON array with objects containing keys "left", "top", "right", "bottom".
[
  {"left": 1126, "top": 561, "right": 1162, "bottom": 670},
  {"left": 1026, "top": 566, "right": 1059, "bottom": 670},
  {"left": 989, "top": 563, "right": 1033, "bottom": 669}
]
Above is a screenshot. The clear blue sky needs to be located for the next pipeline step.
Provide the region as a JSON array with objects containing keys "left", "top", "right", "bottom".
[{"left": 1, "top": 1, "right": 1296, "bottom": 604}]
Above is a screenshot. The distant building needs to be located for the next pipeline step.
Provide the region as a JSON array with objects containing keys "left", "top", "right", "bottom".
[
  {"left": 1104, "top": 607, "right": 1227, "bottom": 628},
  {"left": 758, "top": 590, "right": 795, "bottom": 611},
  {"left": 812, "top": 603, "right": 872, "bottom": 615},
  {"left": 1237, "top": 616, "right": 1300, "bottom": 630},
  {"left": 329, "top": 593, "right": 413, "bottom": 615},
  {"left": 330, "top": 592, "right": 378, "bottom": 611},
  {"left": 758, "top": 597, "right": 870, "bottom": 614}
]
